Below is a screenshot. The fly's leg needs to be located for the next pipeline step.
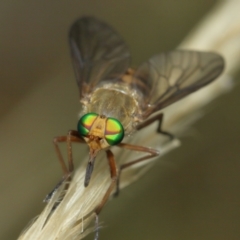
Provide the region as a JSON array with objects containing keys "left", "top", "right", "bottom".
[
  {"left": 137, "top": 112, "right": 174, "bottom": 140},
  {"left": 75, "top": 149, "right": 117, "bottom": 240},
  {"left": 44, "top": 130, "right": 85, "bottom": 202},
  {"left": 95, "top": 149, "right": 118, "bottom": 214},
  {"left": 93, "top": 150, "right": 118, "bottom": 240},
  {"left": 94, "top": 214, "right": 99, "bottom": 240},
  {"left": 58, "top": 130, "right": 84, "bottom": 174},
  {"left": 114, "top": 143, "right": 159, "bottom": 197},
  {"left": 113, "top": 113, "right": 174, "bottom": 197}
]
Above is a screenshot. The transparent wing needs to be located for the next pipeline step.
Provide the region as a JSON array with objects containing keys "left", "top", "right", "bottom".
[
  {"left": 69, "top": 17, "right": 130, "bottom": 98},
  {"left": 133, "top": 50, "right": 224, "bottom": 117}
]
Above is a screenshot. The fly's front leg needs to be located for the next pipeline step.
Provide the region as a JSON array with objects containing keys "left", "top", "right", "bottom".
[
  {"left": 78, "top": 149, "right": 117, "bottom": 240},
  {"left": 44, "top": 130, "right": 85, "bottom": 202},
  {"left": 114, "top": 143, "right": 159, "bottom": 197},
  {"left": 92, "top": 150, "right": 117, "bottom": 240},
  {"left": 95, "top": 149, "right": 118, "bottom": 214},
  {"left": 137, "top": 112, "right": 174, "bottom": 140}
]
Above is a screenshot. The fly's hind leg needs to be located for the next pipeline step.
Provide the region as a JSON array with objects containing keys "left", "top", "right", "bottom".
[
  {"left": 44, "top": 130, "right": 85, "bottom": 202},
  {"left": 113, "top": 112, "right": 175, "bottom": 197},
  {"left": 137, "top": 112, "right": 174, "bottom": 140},
  {"left": 113, "top": 143, "right": 159, "bottom": 197}
]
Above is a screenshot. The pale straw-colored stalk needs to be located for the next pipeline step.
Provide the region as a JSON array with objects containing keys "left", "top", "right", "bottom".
[{"left": 18, "top": 1, "right": 240, "bottom": 239}]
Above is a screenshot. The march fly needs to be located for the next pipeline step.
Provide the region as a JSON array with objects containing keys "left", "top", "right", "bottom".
[{"left": 50, "top": 16, "right": 224, "bottom": 238}]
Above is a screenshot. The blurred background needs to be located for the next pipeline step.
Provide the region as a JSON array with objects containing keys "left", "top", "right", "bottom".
[{"left": 1, "top": 0, "right": 240, "bottom": 239}]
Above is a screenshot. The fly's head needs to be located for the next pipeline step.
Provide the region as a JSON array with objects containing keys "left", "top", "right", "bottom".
[{"left": 77, "top": 112, "right": 124, "bottom": 186}]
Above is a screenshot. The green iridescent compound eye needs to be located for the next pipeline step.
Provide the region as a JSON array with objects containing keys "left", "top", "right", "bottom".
[
  {"left": 78, "top": 113, "right": 98, "bottom": 137},
  {"left": 105, "top": 117, "right": 124, "bottom": 146}
]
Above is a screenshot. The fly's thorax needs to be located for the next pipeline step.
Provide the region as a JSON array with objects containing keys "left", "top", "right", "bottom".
[{"left": 83, "top": 87, "right": 141, "bottom": 134}]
